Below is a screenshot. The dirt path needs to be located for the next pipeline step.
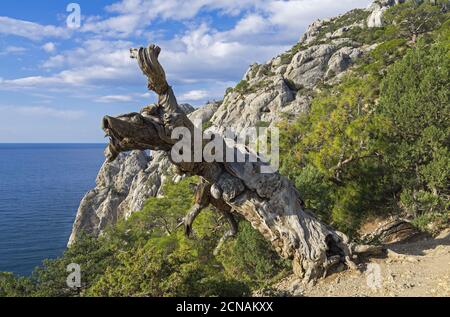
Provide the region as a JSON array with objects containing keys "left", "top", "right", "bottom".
[{"left": 275, "top": 229, "right": 450, "bottom": 297}]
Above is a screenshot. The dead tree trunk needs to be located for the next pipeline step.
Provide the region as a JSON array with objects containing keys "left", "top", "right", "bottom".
[{"left": 102, "top": 44, "right": 361, "bottom": 283}]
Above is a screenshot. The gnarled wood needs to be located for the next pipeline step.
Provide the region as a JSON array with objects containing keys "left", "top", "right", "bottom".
[{"left": 103, "top": 44, "right": 360, "bottom": 283}]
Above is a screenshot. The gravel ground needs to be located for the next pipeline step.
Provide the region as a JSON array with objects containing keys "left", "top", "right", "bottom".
[{"left": 272, "top": 228, "right": 450, "bottom": 297}]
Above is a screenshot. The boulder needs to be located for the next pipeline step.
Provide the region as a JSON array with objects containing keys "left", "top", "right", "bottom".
[
  {"left": 326, "top": 47, "right": 363, "bottom": 77},
  {"left": 367, "top": 0, "right": 405, "bottom": 28},
  {"left": 285, "top": 44, "right": 336, "bottom": 89}
]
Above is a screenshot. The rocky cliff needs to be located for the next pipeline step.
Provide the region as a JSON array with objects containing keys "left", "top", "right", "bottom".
[{"left": 69, "top": 0, "right": 412, "bottom": 244}]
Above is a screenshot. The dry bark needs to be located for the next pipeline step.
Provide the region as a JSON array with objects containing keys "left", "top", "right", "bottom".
[{"left": 102, "top": 44, "right": 365, "bottom": 283}]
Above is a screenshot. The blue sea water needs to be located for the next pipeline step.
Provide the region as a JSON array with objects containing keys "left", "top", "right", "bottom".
[{"left": 0, "top": 144, "right": 106, "bottom": 276}]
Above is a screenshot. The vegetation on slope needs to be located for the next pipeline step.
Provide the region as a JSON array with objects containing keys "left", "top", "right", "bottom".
[
  {"left": 1, "top": 178, "right": 289, "bottom": 297},
  {"left": 279, "top": 2, "right": 449, "bottom": 236}
]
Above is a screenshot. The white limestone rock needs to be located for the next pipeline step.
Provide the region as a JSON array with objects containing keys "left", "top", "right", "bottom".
[
  {"left": 367, "top": 0, "right": 405, "bottom": 28},
  {"left": 68, "top": 150, "right": 150, "bottom": 245},
  {"left": 285, "top": 44, "right": 337, "bottom": 89},
  {"left": 326, "top": 47, "right": 363, "bottom": 78}
]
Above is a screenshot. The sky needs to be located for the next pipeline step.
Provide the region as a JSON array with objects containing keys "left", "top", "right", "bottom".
[{"left": 0, "top": 0, "right": 372, "bottom": 143}]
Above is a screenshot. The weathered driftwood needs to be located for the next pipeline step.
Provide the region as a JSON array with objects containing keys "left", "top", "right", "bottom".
[{"left": 103, "top": 44, "right": 362, "bottom": 283}]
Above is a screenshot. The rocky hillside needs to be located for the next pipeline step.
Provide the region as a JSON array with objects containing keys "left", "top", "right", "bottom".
[{"left": 68, "top": 0, "right": 446, "bottom": 244}]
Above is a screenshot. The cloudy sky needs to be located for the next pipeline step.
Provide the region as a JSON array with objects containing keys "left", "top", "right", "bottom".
[{"left": 0, "top": 0, "right": 372, "bottom": 142}]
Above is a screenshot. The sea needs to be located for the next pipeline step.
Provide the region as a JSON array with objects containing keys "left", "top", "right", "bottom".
[{"left": 0, "top": 144, "right": 106, "bottom": 276}]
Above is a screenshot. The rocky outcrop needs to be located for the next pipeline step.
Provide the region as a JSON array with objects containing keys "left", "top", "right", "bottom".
[
  {"left": 177, "top": 103, "right": 196, "bottom": 114},
  {"left": 210, "top": 17, "right": 376, "bottom": 132},
  {"left": 68, "top": 150, "right": 151, "bottom": 244},
  {"left": 210, "top": 75, "right": 297, "bottom": 132},
  {"left": 367, "top": 0, "right": 405, "bottom": 28},
  {"left": 188, "top": 101, "right": 221, "bottom": 124},
  {"left": 326, "top": 46, "right": 364, "bottom": 78},
  {"left": 300, "top": 19, "right": 330, "bottom": 45},
  {"left": 68, "top": 103, "right": 215, "bottom": 245},
  {"left": 366, "top": 0, "right": 444, "bottom": 29}
]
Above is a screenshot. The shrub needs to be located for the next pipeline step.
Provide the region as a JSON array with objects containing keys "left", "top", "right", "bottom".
[
  {"left": 0, "top": 273, "right": 33, "bottom": 297},
  {"left": 378, "top": 38, "right": 449, "bottom": 219},
  {"left": 235, "top": 80, "right": 249, "bottom": 94},
  {"left": 217, "top": 222, "right": 290, "bottom": 287}
]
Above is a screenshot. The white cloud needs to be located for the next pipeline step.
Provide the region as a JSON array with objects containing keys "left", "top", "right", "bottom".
[
  {"left": 5, "top": 46, "right": 27, "bottom": 53},
  {"left": 42, "top": 42, "right": 56, "bottom": 53},
  {"left": 230, "top": 14, "right": 268, "bottom": 36},
  {"left": 41, "top": 39, "right": 134, "bottom": 69},
  {"left": 81, "top": 0, "right": 265, "bottom": 38},
  {"left": 0, "top": 46, "right": 27, "bottom": 55},
  {"left": 81, "top": 14, "right": 142, "bottom": 38},
  {"left": 0, "top": 0, "right": 374, "bottom": 100},
  {"left": 105, "top": 0, "right": 262, "bottom": 20},
  {"left": 158, "top": 23, "right": 288, "bottom": 84},
  {"left": 179, "top": 90, "right": 208, "bottom": 101},
  {"left": 0, "top": 64, "right": 136, "bottom": 90},
  {"left": 96, "top": 94, "right": 134, "bottom": 103},
  {"left": 42, "top": 54, "right": 65, "bottom": 68},
  {"left": 0, "top": 16, "right": 69, "bottom": 40},
  {"left": 0, "top": 76, "right": 59, "bottom": 87},
  {"left": 95, "top": 92, "right": 155, "bottom": 103},
  {"left": 264, "top": 0, "right": 372, "bottom": 33},
  {"left": 0, "top": 105, "right": 85, "bottom": 120},
  {"left": 83, "top": 0, "right": 372, "bottom": 41},
  {"left": 3, "top": 39, "right": 139, "bottom": 89}
]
